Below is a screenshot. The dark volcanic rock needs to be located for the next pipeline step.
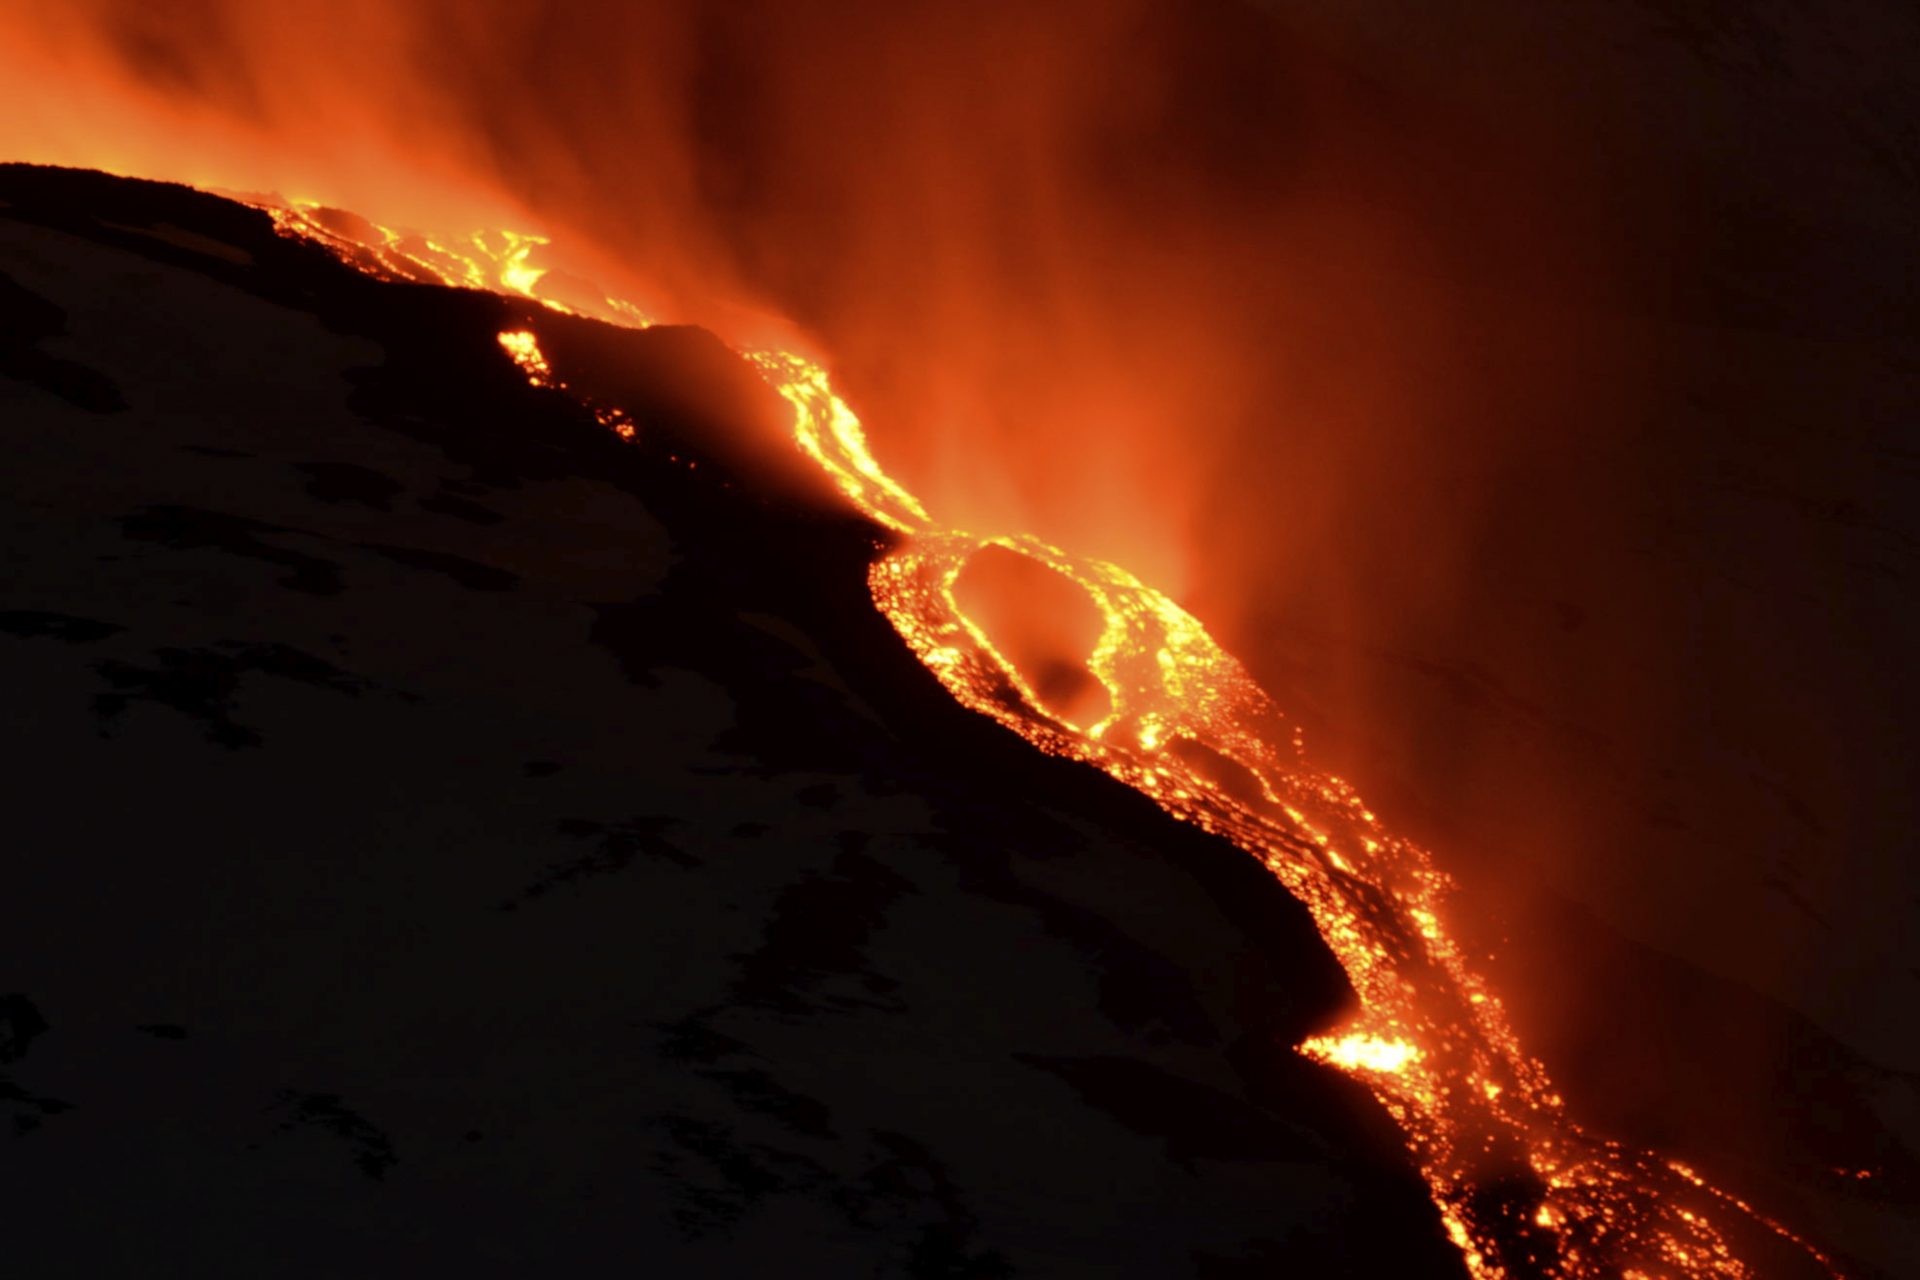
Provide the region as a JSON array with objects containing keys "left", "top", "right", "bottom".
[{"left": 0, "top": 165, "right": 1465, "bottom": 1278}]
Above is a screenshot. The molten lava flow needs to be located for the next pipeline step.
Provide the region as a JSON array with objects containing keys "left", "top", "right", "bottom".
[
  {"left": 496, "top": 329, "right": 634, "bottom": 439},
  {"left": 496, "top": 330, "right": 555, "bottom": 386},
  {"left": 256, "top": 200, "right": 659, "bottom": 329},
  {"left": 249, "top": 199, "right": 1840, "bottom": 1280},
  {"left": 1302, "top": 1030, "right": 1424, "bottom": 1076}
]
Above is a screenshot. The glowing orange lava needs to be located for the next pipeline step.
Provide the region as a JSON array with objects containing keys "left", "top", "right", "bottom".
[
  {"left": 493, "top": 328, "right": 632, "bottom": 437},
  {"left": 496, "top": 330, "right": 555, "bottom": 386},
  {"left": 250, "top": 197, "right": 1841, "bottom": 1280}
]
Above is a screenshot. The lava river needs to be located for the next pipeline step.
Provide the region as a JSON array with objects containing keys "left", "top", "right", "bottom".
[{"left": 247, "top": 195, "right": 1841, "bottom": 1280}]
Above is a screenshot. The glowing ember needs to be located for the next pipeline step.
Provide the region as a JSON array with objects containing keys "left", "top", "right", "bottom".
[{"left": 252, "top": 199, "right": 1843, "bottom": 1280}]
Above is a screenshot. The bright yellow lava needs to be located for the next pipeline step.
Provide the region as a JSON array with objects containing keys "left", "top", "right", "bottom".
[
  {"left": 1301, "top": 1031, "right": 1423, "bottom": 1076},
  {"left": 496, "top": 330, "right": 554, "bottom": 386},
  {"left": 252, "top": 197, "right": 1845, "bottom": 1280},
  {"left": 490, "top": 327, "right": 631, "bottom": 438}
]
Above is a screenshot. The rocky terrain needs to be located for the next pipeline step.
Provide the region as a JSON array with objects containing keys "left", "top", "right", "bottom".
[{"left": 0, "top": 166, "right": 1473, "bottom": 1277}]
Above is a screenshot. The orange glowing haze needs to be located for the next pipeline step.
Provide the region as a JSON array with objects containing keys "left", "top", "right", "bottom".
[
  {"left": 0, "top": 0, "right": 1616, "bottom": 599},
  {"left": 0, "top": 1, "right": 1860, "bottom": 1275}
]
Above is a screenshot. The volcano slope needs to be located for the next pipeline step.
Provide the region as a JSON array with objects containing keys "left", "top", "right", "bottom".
[{"left": 0, "top": 165, "right": 1477, "bottom": 1277}]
